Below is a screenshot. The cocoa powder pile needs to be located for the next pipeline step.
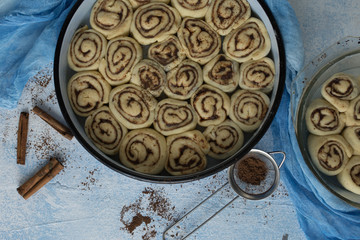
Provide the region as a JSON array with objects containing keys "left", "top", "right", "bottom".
[{"left": 237, "top": 157, "right": 268, "bottom": 185}]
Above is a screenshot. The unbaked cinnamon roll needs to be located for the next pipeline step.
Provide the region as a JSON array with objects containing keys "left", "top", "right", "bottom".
[
  {"left": 130, "top": 59, "right": 166, "bottom": 97},
  {"left": 109, "top": 84, "right": 157, "bottom": 129},
  {"left": 229, "top": 89, "right": 270, "bottom": 132},
  {"left": 154, "top": 98, "right": 198, "bottom": 136},
  {"left": 337, "top": 156, "right": 360, "bottom": 195},
  {"left": 308, "top": 134, "right": 353, "bottom": 176},
  {"left": 345, "top": 95, "right": 360, "bottom": 126},
  {"left": 90, "top": 0, "right": 133, "bottom": 39},
  {"left": 205, "top": 0, "right": 250, "bottom": 36},
  {"left": 239, "top": 57, "right": 275, "bottom": 93},
  {"left": 67, "top": 26, "right": 107, "bottom": 72},
  {"left": 190, "top": 84, "right": 230, "bottom": 127},
  {"left": 130, "top": 3, "right": 181, "bottom": 45},
  {"left": 67, "top": 71, "right": 111, "bottom": 117},
  {"left": 203, "top": 54, "right": 239, "bottom": 93},
  {"left": 119, "top": 128, "right": 167, "bottom": 174},
  {"left": 171, "top": 0, "right": 211, "bottom": 18},
  {"left": 164, "top": 59, "right": 203, "bottom": 100},
  {"left": 342, "top": 126, "right": 360, "bottom": 155},
  {"left": 321, "top": 73, "right": 359, "bottom": 112},
  {"left": 148, "top": 35, "right": 186, "bottom": 71},
  {"left": 203, "top": 119, "right": 244, "bottom": 159},
  {"left": 85, "top": 106, "right": 128, "bottom": 155},
  {"left": 98, "top": 36, "right": 142, "bottom": 86},
  {"left": 178, "top": 18, "right": 221, "bottom": 65},
  {"left": 305, "top": 98, "right": 345, "bottom": 136},
  {"left": 128, "top": 0, "right": 170, "bottom": 9},
  {"left": 166, "top": 130, "right": 210, "bottom": 175},
  {"left": 223, "top": 17, "right": 271, "bottom": 63}
]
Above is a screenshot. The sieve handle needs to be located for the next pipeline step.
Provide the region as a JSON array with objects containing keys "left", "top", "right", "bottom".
[
  {"left": 268, "top": 151, "right": 286, "bottom": 169},
  {"left": 163, "top": 181, "right": 238, "bottom": 240}
]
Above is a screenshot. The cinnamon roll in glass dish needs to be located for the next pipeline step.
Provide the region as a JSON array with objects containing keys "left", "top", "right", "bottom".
[
  {"left": 98, "top": 36, "right": 142, "bottom": 86},
  {"left": 130, "top": 3, "right": 181, "bottom": 45},
  {"left": 205, "top": 0, "right": 250, "bottom": 36},
  {"left": 90, "top": 0, "right": 133, "bottom": 39},
  {"left": 165, "top": 130, "right": 210, "bottom": 175},
  {"left": 130, "top": 59, "right": 166, "bottom": 97},
  {"left": 67, "top": 71, "right": 111, "bottom": 117},
  {"left": 119, "top": 128, "right": 167, "bottom": 174},
  {"left": 68, "top": 26, "right": 107, "bottom": 72},
  {"left": 342, "top": 126, "right": 360, "bottom": 156},
  {"left": 345, "top": 95, "right": 360, "bottom": 126},
  {"left": 223, "top": 17, "right": 271, "bottom": 63},
  {"left": 337, "top": 156, "right": 360, "bottom": 195},
  {"left": 85, "top": 106, "right": 128, "bottom": 155},
  {"left": 202, "top": 54, "right": 239, "bottom": 93},
  {"left": 178, "top": 17, "right": 221, "bottom": 65},
  {"left": 171, "top": 0, "right": 211, "bottom": 18},
  {"left": 109, "top": 84, "right": 157, "bottom": 129}
]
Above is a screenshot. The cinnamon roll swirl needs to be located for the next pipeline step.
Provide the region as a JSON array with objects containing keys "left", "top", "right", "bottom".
[
  {"left": 308, "top": 134, "right": 353, "bottom": 176},
  {"left": 67, "top": 71, "right": 111, "bottom": 117},
  {"left": 342, "top": 126, "right": 360, "bottom": 155},
  {"left": 171, "top": 0, "right": 211, "bottom": 18},
  {"left": 130, "top": 59, "right": 166, "bottom": 97},
  {"left": 164, "top": 59, "right": 203, "bottom": 100},
  {"left": 345, "top": 95, "right": 360, "bottom": 126},
  {"left": 98, "top": 36, "right": 142, "bottom": 86},
  {"left": 119, "top": 128, "right": 167, "bottom": 174},
  {"left": 128, "top": 0, "right": 170, "bottom": 9},
  {"left": 203, "top": 54, "right": 239, "bottom": 93},
  {"left": 205, "top": 0, "right": 251, "bottom": 36},
  {"left": 321, "top": 73, "right": 360, "bottom": 112},
  {"left": 130, "top": 3, "right": 181, "bottom": 45},
  {"left": 203, "top": 119, "right": 244, "bottom": 159},
  {"left": 67, "top": 26, "right": 107, "bottom": 72},
  {"left": 148, "top": 35, "right": 186, "bottom": 71},
  {"left": 90, "top": 0, "right": 133, "bottom": 39},
  {"left": 190, "top": 84, "right": 230, "bottom": 127},
  {"left": 305, "top": 98, "right": 345, "bottom": 136},
  {"left": 109, "top": 84, "right": 157, "bottom": 129},
  {"left": 166, "top": 130, "right": 210, "bottom": 175},
  {"left": 223, "top": 17, "right": 271, "bottom": 63},
  {"left": 229, "top": 89, "right": 270, "bottom": 132},
  {"left": 337, "top": 156, "right": 360, "bottom": 195},
  {"left": 178, "top": 18, "right": 221, "bottom": 65},
  {"left": 239, "top": 57, "right": 275, "bottom": 93},
  {"left": 85, "top": 106, "right": 128, "bottom": 155},
  {"left": 154, "top": 98, "right": 198, "bottom": 136}
]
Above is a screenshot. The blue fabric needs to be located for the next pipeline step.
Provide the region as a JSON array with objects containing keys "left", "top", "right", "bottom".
[{"left": 264, "top": 0, "right": 360, "bottom": 239}]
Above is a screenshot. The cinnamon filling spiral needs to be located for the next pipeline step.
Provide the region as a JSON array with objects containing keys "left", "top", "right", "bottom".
[
  {"left": 178, "top": 18, "right": 221, "bottom": 64},
  {"left": 154, "top": 99, "right": 197, "bottom": 136},
  {"left": 171, "top": 0, "right": 210, "bottom": 18},
  {"left": 223, "top": 17, "right": 271, "bottom": 63},
  {"left": 310, "top": 107, "right": 340, "bottom": 131},
  {"left": 239, "top": 57, "right": 275, "bottom": 93},
  {"left": 99, "top": 36, "right": 142, "bottom": 86},
  {"left": 68, "top": 26, "right": 107, "bottom": 72},
  {"left": 354, "top": 99, "right": 360, "bottom": 121},
  {"left": 325, "top": 77, "right": 355, "bottom": 99},
  {"left": 90, "top": 0, "right": 133, "bottom": 39},
  {"left": 165, "top": 59, "right": 203, "bottom": 100},
  {"left": 119, "top": 128, "right": 167, "bottom": 174},
  {"left": 85, "top": 106, "right": 127, "bottom": 155},
  {"left": 191, "top": 84, "right": 230, "bottom": 127},
  {"left": 148, "top": 35, "right": 186, "bottom": 71},
  {"left": 318, "top": 140, "right": 344, "bottom": 171},
  {"left": 109, "top": 84, "right": 157, "bottom": 129},
  {"left": 130, "top": 3, "right": 181, "bottom": 45},
  {"left": 350, "top": 164, "right": 360, "bottom": 186},
  {"left": 205, "top": 0, "right": 250, "bottom": 36},
  {"left": 67, "top": 71, "right": 111, "bottom": 117}
]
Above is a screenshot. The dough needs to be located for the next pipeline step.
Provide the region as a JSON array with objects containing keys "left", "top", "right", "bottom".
[{"left": 337, "top": 155, "right": 360, "bottom": 195}]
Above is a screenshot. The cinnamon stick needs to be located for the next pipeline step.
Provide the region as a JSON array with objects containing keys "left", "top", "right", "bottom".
[
  {"left": 17, "top": 112, "right": 29, "bottom": 165},
  {"left": 17, "top": 158, "right": 64, "bottom": 200},
  {"left": 32, "top": 106, "right": 73, "bottom": 140}
]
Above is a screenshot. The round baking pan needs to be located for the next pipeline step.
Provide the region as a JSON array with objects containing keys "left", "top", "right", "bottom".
[{"left": 54, "top": 0, "right": 286, "bottom": 183}]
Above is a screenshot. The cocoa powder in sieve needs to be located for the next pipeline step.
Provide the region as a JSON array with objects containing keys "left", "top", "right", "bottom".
[{"left": 237, "top": 157, "right": 268, "bottom": 185}]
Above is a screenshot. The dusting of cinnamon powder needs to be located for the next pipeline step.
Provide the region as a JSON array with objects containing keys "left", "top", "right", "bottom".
[{"left": 237, "top": 157, "right": 268, "bottom": 185}]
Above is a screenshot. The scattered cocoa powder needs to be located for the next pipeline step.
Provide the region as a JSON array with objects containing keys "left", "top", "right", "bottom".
[{"left": 237, "top": 157, "right": 268, "bottom": 185}]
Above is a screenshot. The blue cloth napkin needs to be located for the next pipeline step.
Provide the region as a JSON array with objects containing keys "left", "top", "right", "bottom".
[{"left": 1, "top": 0, "right": 359, "bottom": 239}]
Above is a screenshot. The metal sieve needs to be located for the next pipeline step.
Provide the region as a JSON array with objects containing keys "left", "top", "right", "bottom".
[{"left": 163, "top": 149, "right": 285, "bottom": 240}]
